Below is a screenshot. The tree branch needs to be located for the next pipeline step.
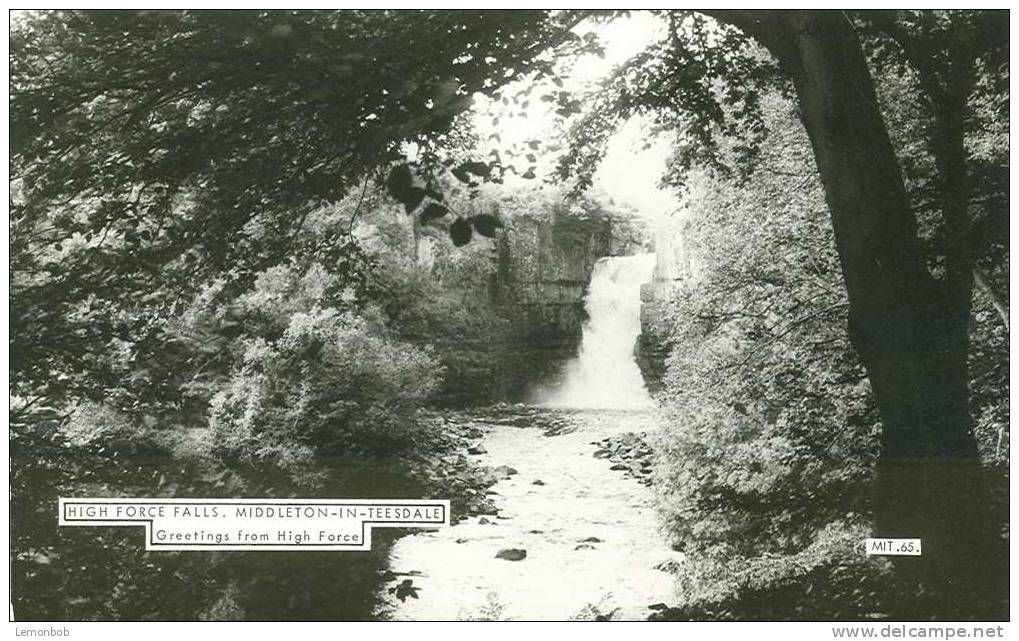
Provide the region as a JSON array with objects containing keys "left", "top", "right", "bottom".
[{"left": 972, "top": 266, "right": 1009, "bottom": 330}]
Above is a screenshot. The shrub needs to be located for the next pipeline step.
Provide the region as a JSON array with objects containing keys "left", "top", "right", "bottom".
[
  {"left": 654, "top": 96, "right": 881, "bottom": 559},
  {"left": 206, "top": 272, "right": 440, "bottom": 483},
  {"left": 368, "top": 225, "right": 515, "bottom": 406}
]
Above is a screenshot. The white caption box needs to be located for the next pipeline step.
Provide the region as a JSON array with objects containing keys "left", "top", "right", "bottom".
[
  {"left": 864, "top": 538, "right": 922, "bottom": 556},
  {"left": 59, "top": 497, "right": 449, "bottom": 551}
]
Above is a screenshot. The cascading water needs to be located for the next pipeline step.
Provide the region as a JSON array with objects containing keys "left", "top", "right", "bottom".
[{"left": 536, "top": 253, "right": 656, "bottom": 410}]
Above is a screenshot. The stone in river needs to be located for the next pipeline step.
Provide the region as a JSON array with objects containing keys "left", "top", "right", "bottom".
[
  {"left": 574, "top": 544, "right": 596, "bottom": 551},
  {"left": 580, "top": 536, "right": 603, "bottom": 543},
  {"left": 468, "top": 444, "right": 488, "bottom": 455},
  {"left": 532, "top": 479, "right": 546, "bottom": 486},
  {"left": 495, "top": 548, "right": 527, "bottom": 561},
  {"left": 609, "top": 463, "right": 628, "bottom": 471},
  {"left": 491, "top": 465, "right": 518, "bottom": 479}
]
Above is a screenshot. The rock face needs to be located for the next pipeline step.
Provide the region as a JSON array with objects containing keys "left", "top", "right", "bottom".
[
  {"left": 493, "top": 208, "right": 651, "bottom": 400},
  {"left": 636, "top": 211, "right": 695, "bottom": 395},
  {"left": 636, "top": 280, "right": 676, "bottom": 395}
]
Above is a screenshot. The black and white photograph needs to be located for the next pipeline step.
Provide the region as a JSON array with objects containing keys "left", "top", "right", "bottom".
[{"left": 6, "top": 5, "right": 1013, "bottom": 632}]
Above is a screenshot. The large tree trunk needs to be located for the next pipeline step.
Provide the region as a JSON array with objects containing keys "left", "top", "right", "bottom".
[{"left": 706, "top": 10, "right": 1000, "bottom": 617}]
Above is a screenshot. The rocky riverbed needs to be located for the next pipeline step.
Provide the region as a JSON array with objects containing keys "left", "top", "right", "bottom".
[
  {"left": 376, "top": 405, "right": 681, "bottom": 621},
  {"left": 592, "top": 431, "right": 655, "bottom": 486}
]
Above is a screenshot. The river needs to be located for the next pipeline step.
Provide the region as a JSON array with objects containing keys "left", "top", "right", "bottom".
[{"left": 376, "top": 255, "right": 679, "bottom": 620}]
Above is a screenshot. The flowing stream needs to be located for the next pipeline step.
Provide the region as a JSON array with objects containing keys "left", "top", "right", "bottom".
[{"left": 378, "top": 254, "right": 677, "bottom": 621}]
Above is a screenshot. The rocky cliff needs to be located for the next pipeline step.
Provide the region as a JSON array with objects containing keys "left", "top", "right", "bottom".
[
  {"left": 636, "top": 211, "right": 693, "bottom": 394},
  {"left": 493, "top": 206, "right": 651, "bottom": 400}
]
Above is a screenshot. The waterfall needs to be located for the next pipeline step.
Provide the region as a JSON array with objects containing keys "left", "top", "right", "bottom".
[{"left": 537, "top": 254, "right": 656, "bottom": 410}]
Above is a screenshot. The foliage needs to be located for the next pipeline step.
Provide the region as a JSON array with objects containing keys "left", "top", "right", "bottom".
[
  {"left": 654, "top": 94, "right": 880, "bottom": 558},
  {"left": 10, "top": 179, "right": 490, "bottom": 622},
  {"left": 968, "top": 288, "right": 1010, "bottom": 467},
  {"left": 372, "top": 250, "right": 512, "bottom": 405},
  {"left": 207, "top": 304, "right": 440, "bottom": 483},
  {"left": 11, "top": 9, "right": 571, "bottom": 220},
  {"left": 651, "top": 33, "right": 1008, "bottom": 610},
  {"left": 10, "top": 406, "right": 440, "bottom": 621},
  {"left": 384, "top": 161, "right": 505, "bottom": 246},
  {"left": 8, "top": 8, "right": 1010, "bottom": 622},
  {"left": 858, "top": 10, "right": 1009, "bottom": 286},
  {"left": 556, "top": 11, "right": 783, "bottom": 192},
  {"left": 9, "top": 9, "right": 587, "bottom": 418},
  {"left": 653, "top": 519, "right": 914, "bottom": 620}
]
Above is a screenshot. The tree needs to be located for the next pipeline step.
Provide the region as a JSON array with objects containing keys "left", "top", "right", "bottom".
[
  {"left": 9, "top": 9, "right": 587, "bottom": 421},
  {"left": 857, "top": 10, "right": 1009, "bottom": 330},
  {"left": 10, "top": 8, "right": 1008, "bottom": 616},
  {"left": 558, "top": 9, "right": 1006, "bottom": 613},
  {"left": 655, "top": 92, "right": 880, "bottom": 561},
  {"left": 693, "top": 10, "right": 1006, "bottom": 613}
]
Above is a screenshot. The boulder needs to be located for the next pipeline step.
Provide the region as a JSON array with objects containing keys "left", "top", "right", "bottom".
[
  {"left": 495, "top": 548, "right": 527, "bottom": 561},
  {"left": 491, "top": 465, "right": 518, "bottom": 479}
]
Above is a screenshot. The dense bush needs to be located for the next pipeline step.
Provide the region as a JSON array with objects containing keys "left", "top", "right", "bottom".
[
  {"left": 9, "top": 187, "right": 491, "bottom": 620},
  {"left": 655, "top": 95, "right": 880, "bottom": 561},
  {"left": 10, "top": 243, "right": 490, "bottom": 620},
  {"left": 204, "top": 262, "right": 441, "bottom": 480},
  {"left": 370, "top": 242, "right": 514, "bottom": 405},
  {"left": 210, "top": 310, "right": 438, "bottom": 469},
  {"left": 653, "top": 87, "right": 1009, "bottom": 613}
]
